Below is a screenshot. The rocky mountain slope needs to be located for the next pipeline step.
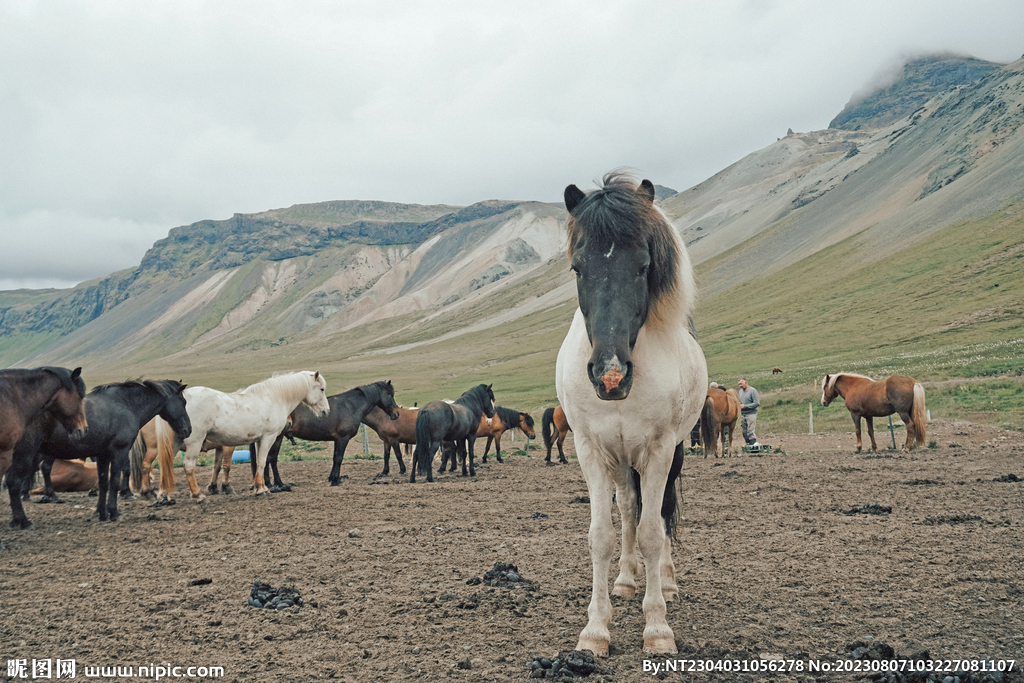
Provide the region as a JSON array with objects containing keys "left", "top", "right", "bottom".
[{"left": 4, "top": 54, "right": 1024, "bottom": 384}]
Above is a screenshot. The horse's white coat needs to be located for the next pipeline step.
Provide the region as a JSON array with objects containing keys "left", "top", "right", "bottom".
[
  {"left": 556, "top": 218, "right": 707, "bottom": 656},
  {"left": 175, "top": 371, "right": 329, "bottom": 497}
]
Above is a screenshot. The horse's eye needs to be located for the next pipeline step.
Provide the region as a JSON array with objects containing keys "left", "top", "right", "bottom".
[{"left": 638, "top": 263, "right": 649, "bottom": 277}]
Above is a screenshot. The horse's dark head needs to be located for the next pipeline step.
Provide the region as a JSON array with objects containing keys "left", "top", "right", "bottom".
[
  {"left": 565, "top": 174, "right": 681, "bottom": 400},
  {"left": 377, "top": 380, "right": 400, "bottom": 420},
  {"left": 44, "top": 366, "right": 88, "bottom": 439},
  {"left": 469, "top": 383, "right": 496, "bottom": 418},
  {"left": 519, "top": 412, "right": 536, "bottom": 438},
  {"left": 158, "top": 380, "right": 192, "bottom": 440}
]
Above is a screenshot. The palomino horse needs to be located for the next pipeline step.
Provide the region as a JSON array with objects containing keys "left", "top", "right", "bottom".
[
  {"left": 129, "top": 417, "right": 243, "bottom": 501},
  {"left": 246, "top": 380, "right": 400, "bottom": 489},
  {"left": 29, "top": 459, "right": 98, "bottom": 495},
  {"left": 821, "top": 373, "right": 927, "bottom": 452},
  {"left": 5, "top": 379, "right": 191, "bottom": 529},
  {"left": 555, "top": 173, "right": 708, "bottom": 656},
  {"left": 363, "top": 405, "right": 419, "bottom": 476},
  {"left": 699, "top": 386, "right": 740, "bottom": 458},
  {"left": 166, "top": 371, "right": 329, "bottom": 499},
  {"left": 410, "top": 384, "right": 495, "bottom": 483},
  {"left": 541, "top": 405, "right": 572, "bottom": 464}
]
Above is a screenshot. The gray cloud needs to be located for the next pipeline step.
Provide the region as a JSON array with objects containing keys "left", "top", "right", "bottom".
[{"left": 2, "top": 0, "right": 1022, "bottom": 290}]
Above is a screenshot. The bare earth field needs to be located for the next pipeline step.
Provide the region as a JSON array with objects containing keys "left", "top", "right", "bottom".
[{"left": 2, "top": 418, "right": 1022, "bottom": 682}]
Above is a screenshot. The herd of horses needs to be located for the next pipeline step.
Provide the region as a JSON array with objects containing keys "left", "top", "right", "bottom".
[{"left": 0, "top": 173, "right": 930, "bottom": 657}]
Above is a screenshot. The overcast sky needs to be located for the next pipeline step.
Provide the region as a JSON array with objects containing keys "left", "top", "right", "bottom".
[{"left": 2, "top": 0, "right": 1022, "bottom": 291}]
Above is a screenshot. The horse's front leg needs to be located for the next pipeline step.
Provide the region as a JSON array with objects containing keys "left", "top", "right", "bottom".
[
  {"left": 612, "top": 472, "right": 640, "bottom": 599},
  {"left": 636, "top": 456, "right": 676, "bottom": 654},
  {"left": 206, "top": 448, "right": 223, "bottom": 495},
  {"left": 328, "top": 436, "right": 351, "bottom": 486},
  {"left": 577, "top": 453, "right": 615, "bottom": 657},
  {"left": 852, "top": 413, "right": 863, "bottom": 452},
  {"left": 181, "top": 444, "right": 205, "bottom": 501},
  {"left": 481, "top": 436, "right": 492, "bottom": 464},
  {"left": 865, "top": 416, "right": 877, "bottom": 452},
  {"left": 494, "top": 433, "right": 503, "bottom": 463},
  {"left": 107, "top": 450, "right": 129, "bottom": 520},
  {"left": 5, "top": 453, "right": 35, "bottom": 529},
  {"left": 378, "top": 443, "right": 392, "bottom": 477}
]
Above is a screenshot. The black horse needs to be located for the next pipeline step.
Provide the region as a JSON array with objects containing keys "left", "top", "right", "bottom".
[
  {"left": 249, "top": 380, "right": 400, "bottom": 489},
  {"left": 5, "top": 379, "right": 191, "bottom": 529},
  {"left": 411, "top": 384, "right": 495, "bottom": 483}
]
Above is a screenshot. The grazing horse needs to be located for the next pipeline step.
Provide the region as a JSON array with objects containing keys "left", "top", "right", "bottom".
[
  {"left": 168, "top": 371, "right": 329, "bottom": 499},
  {"left": 5, "top": 379, "right": 191, "bottom": 529},
  {"left": 772, "top": 367, "right": 783, "bottom": 375},
  {"left": 363, "top": 405, "right": 419, "bottom": 476},
  {"left": 247, "top": 380, "right": 400, "bottom": 489},
  {"left": 555, "top": 173, "right": 708, "bottom": 656},
  {"left": 699, "top": 386, "right": 741, "bottom": 458},
  {"left": 541, "top": 405, "right": 572, "bottom": 464},
  {"left": 821, "top": 373, "right": 927, "bottom": 452},
  {"left": 410, "top": 384, "right": 495, "bottom": 483}
]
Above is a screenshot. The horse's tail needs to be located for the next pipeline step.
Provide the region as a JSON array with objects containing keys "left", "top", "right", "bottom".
[
  {"left": 155, "top": 417, "right": 177, "bottom": 497},
  {"left": 912, "top": 382, "right": 927, "bottom": 446},
  {"left": 629, "top": 442, "right": 685, "bottom": 540},
  {"left": 414, "top": 411, "right": 433, "bottom": 475},
  {"left": 700, "top": 397, "right": 715, "bottom": 458},
  {"left": 129, "top": 430, "right": 146, "bottom": 492},
  {"left": 542, "top": 407, "right": 555, "bottom": 448}
]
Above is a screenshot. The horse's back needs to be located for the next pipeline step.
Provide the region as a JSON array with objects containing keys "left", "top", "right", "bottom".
[{"left": 884, "top": 375, "right": 920, "bottom": 410}]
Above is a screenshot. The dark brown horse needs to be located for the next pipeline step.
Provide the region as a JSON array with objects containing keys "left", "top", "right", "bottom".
[
  {"left": 541, "top": 405, "right": 571, "bottom": 464},
  {"left": 699, "top": 386, "right": 740, "bottom": 458},
  {"left": 772, "top": 367, "right": 783, "bottom": 375},
  {"left": 411, "top": 384, "right": 495, "bottom": 483},
  {"left": 0, "top": 367, "right": 87, "bottom": 482},
  {"left": 821, "top": 373, "right": 926, "bottom": 452},
  {"left": 363, "top": 405, "right": 419, "bottom": 476}
]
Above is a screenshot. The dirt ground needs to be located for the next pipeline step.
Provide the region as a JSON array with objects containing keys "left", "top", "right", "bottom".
[{"left": 1, "top": 418, "right": 1022, "bottom": 682}]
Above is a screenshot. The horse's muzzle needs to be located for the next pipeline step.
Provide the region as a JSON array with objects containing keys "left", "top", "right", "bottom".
[
  {"left": 389, "top": 410, "right": 399, "bottom": 420},
  {"left": 70, "top": 426, "right": 87, "bottom": 441},
  {"left": 588, "top": 360, "right": 632, "bottom": 401}
]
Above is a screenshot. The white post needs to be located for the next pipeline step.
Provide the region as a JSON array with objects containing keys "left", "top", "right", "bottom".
[
  {"left": 361, "top": 424, "right": 370, "bottom": 456},
  {"left": 809, "top": 402, "right": 814, "bottom": 434}
]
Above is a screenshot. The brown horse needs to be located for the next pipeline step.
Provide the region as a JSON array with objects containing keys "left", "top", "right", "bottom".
[
  {"left": 772, "top": 367, "right": 783, "bottom": 375},
  {"left": 363, "top": 405, "right": 419, "bottom": 476},
  {"left": 0, "top": 367, "right": 87, "bottom": 484},
  {"left": 541, "top": 405, "right": 572, "bottom": 464},
  {"left": 479, "top": 406, "right": 536, "bottom": 463},
  {"left": 30, "top": 459, "right": 98, "bottom": 495},
  {"left": 821, "top": 373, "right": 926, "bottom": 452},
  {"left": 699, "top": 386, "right": 740, "bottom": 458}
]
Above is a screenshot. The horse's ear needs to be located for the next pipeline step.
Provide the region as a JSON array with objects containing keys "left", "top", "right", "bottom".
[
  {"left": 314, "top": 371, "right": 320, "bottom": 381},
  {"left": 179, "top": 383, "right": 188, "bottom": 393},
  {"left": 71, "top": 367, "right": 82, "bottom": 379},
  {"left": 564, "top": 184, "right": 585, "bottom": 213},
  {"left": 638, "top": 179, "right": 656, "bottom": 204}
]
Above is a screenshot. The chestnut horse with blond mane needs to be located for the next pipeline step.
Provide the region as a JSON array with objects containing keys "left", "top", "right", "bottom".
[
  {"left": 821, "top": 373, "right": 926, "bottom": 452},
  {"left": 699, "top": 386, "right": 740, "bottom": 458}
]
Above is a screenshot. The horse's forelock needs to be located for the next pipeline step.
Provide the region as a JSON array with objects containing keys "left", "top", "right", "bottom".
[{"left": 566, "top": 172, "right": 687, "bottom": 318}]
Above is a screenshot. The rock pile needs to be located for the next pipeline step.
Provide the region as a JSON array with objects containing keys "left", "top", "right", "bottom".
[{"left": 247, "top": 581, "right": 303, "bottom": 609}]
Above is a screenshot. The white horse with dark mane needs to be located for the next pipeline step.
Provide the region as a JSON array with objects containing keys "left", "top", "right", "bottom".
[
  {"left": 556, "top": 173, "right": 708, "bottom": 656},
  {"left": 174, "top": 371, "right": 329, "bottom": 499}
]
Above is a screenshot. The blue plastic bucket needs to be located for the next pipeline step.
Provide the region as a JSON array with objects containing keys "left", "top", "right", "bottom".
[{"left": 231, "top": 449, "right": 251, "bottom": 463}]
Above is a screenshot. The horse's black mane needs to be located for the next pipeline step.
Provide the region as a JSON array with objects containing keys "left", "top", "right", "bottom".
[
  {"left": 91, "top": 379, "right": 184, "bottom": 397},
  {"left": 566, "top": 172, "right": 680, "bottom": 306},
  {"left": 494, "top": 406, "right": 533, "bottom": 431},
  {"left": 456, "top": 384, "right": 492, "bottom": 411}
]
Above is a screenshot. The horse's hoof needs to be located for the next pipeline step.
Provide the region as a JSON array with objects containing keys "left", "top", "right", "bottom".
[
  {"left": 254, "top": 487, "right": 270, "bottom": 496},
  {"left": 576, "top": 637, "right": 609, "bottom": 658},
  {"left": 221, "top": 485, "right": 234, "bottom": 495},
  {"left": 329, "top": 480, "right": 341, "bottom": 487},
  {"left": 277, "top": 484, "right": 292, "bottom": 492},
  {"left": 642, "top": 635, "right": 677, "bottom": 655},
  {"left": 206, "top": 485, "right": 218, "bottom": 495},
  {"left": 120, "top": 491, "right": 135, "bottom": 500},
  {"left": 559, "top": 459, "right": 568, "bottom": 465},
  {"left": 662, "top": 588, "right": 678, "bottom": 602},
  {"left": 398, "top": 468, "right": 406, "bottom": 475},
  {"left": 191, "top": 494, "right": 206, "bottom": 502},
  {"left": 108, "top": 512, "right": 120, "bottom": 522},
  {"left": 9, "top": 519, "right": 32, "bottom": 529},
  {"left": 612, "top": 583, "right": 635, "bottom": 598}
]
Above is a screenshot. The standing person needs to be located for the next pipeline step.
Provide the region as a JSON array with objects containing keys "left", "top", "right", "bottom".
[{"left": 737, "top": 377, "right": 759, "bottom": 447}]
